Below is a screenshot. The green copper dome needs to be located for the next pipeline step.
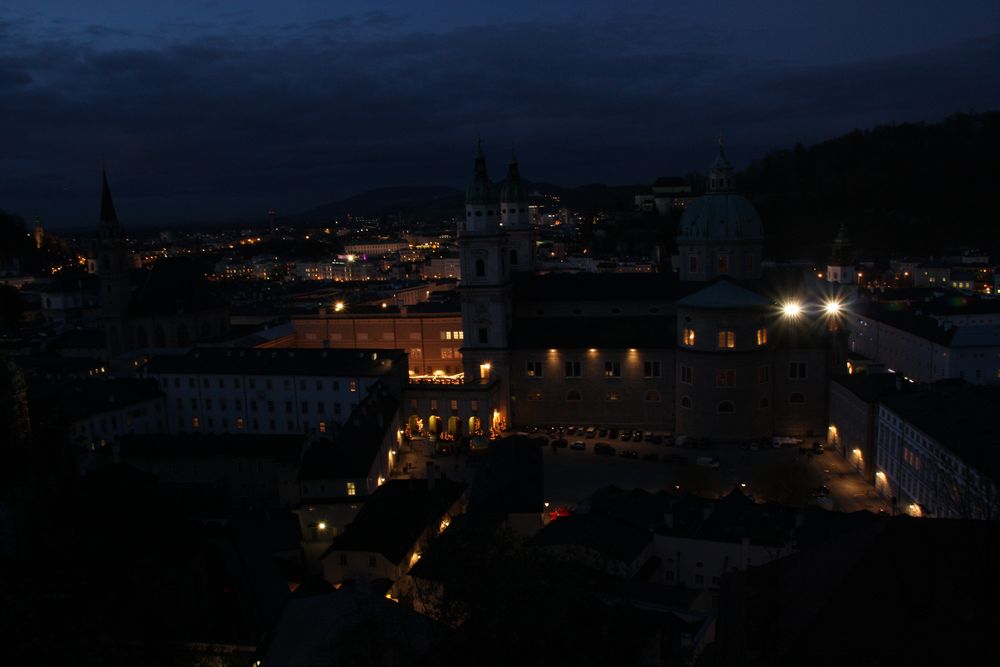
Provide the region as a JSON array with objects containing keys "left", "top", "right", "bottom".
[{"left": 677, "top": 193, "right": 763, "bottom": 242}]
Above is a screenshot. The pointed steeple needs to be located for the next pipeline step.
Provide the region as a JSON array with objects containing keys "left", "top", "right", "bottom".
[
  {"left": 466, "top": 138, "right": 497, "bottom": 205},
  {"left": 100, "top": 167, "right": 119, "bottom": 224},
  {"left": 499, "top": 144, "right": 527, "bottom": 204}
]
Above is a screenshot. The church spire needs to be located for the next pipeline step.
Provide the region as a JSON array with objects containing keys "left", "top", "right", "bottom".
[
  {"left": 707, "top": 139, "right": 734, "bottom": 193},
  {"left": 100, "top": 166, "right": 119, "bottom": 224}
]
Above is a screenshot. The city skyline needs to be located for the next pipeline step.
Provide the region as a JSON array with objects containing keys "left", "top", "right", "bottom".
[{"left": 2, "top": 0, "right": 999, "bottom": 227}]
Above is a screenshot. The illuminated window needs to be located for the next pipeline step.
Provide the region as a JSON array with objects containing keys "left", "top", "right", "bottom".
[
  {"left": 236, "top": 417, "right": 244, "bottom": 430},
  {"left": 680, "top": 366, "right": 693, "bottom": 384},
  {"left": 192, "top": 416, "right": 200, "bottom": 428},
  {"left": 606, "top": 391, "right": 621, "bottom": 402},
  {"left": 318, "top": 421, "right": 326, "bottom": 433},
  {"left": 756, "top": 328, "right": 767, "bottom": 345},
  {"left": 682, "top": 328, "right": 696, "bottom": 346},
  {"left": 346, "top": 482, "right": 356, "bottom": 496},
  {"left": 526, "top": 361, "right": 543, "bottom": 377},
  {"left": 604, "top": 361, "right": 621, "bottom": 378},
  {"left": 718, "top": 401, "right": 735, "bottom": 414},
  {"left": 350, "top": 380, "right": 358, "bottom": 392},
  {"left": 450, "top": 400, "right": 458, "bottom": 411},
  {"left": 716, "top": 369, "right": 736, "bottom": 387},
  {"left": 717, "top": 330, "right": 735, "bottom": 349}
]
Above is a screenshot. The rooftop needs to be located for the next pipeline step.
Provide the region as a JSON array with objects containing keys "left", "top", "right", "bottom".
[
  {"left": 325, "top": 477, "right": 467, "bottom": 565},
  {"left": 145, "top": 346, "right": 405, "bottom": 377},
  {"left": 512, "top": 272, "right": 689, "bottom": 303},
  {"left": 119, "top": 432, "right": 304, "bottom": 463},
  {"left": 676, "top": 279, "right": 774, "bottom": 310}
]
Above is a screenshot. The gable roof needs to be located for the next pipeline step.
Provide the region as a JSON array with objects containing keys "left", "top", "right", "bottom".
[{"left": 676, "top": 279, "right": 774, "bottom": 310}]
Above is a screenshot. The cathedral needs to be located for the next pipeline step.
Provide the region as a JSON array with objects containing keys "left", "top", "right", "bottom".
[{"left": 408, "top": 142, "right": 843, "bottom": 441}]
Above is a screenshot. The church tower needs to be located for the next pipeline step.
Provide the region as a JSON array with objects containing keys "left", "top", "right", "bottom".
[
  {"left": 95, "top": 168, "right": 132, "bottom": 356},
  {"left": 499, "top": 148, "right": 535, "bottom": 273},
  {"left": 826, "top": 224, "right": 855, "bottom": 284},
  {"left": 458, "top": 142, "right": 512, "bottom": 412}
]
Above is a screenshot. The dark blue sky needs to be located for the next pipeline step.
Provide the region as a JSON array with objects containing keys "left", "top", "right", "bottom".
[{"left": 2, "top": 0, "right": 999, "bottom": 228}]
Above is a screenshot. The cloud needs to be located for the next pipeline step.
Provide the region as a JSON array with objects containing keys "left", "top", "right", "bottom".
[{"left": 0, "top": 12, "right": 998, "bottom": 227}]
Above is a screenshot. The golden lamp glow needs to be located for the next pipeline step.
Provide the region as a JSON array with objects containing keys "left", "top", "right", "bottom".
[
  {"left": 317, "top": 522, "right": 327, "bottom": 531},
  {"left": 334, "top": 301, "right": 345, "bottom": 312},
  {"left": 824, "top": 300, "right": 842, "bottom": 315},
  {"left": 781, "top": 302, "right": 802, "bottom": 317}
]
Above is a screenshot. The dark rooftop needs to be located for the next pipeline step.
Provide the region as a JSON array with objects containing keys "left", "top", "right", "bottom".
[
  {"left": 880, "top": 381, "right": 1000, "bottom": 485},
  {"left": 145, "top": 346, "right": 405, "bottom": 377},
  {"left": 326, "top": 477, "right": 466, "bottom": 565},
  {"left": 127, "top": 256, "right": 227, "bottom": 317},
  {"left": 512, "top": 272, "right": 690, "bottom": 303},
  {"left": 32, "top": 377, "right": 163, "bottom": 425},
  {"left": 299, "top": 383, "right": 399, "bottom": 481},
  {"left": 468, "top": 435, "right": 545, "bottom": 516},
  {"left": 119, "top": 432, "right": 304, "bottom": 463},
  {"left": 532, "top": 512, "right": 652, "bottom": 565},
  {"left": 831, "top": 372, "right": 907, "bottom": 403}
]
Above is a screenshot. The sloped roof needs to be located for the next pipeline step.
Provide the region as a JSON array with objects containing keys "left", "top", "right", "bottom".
[
  {"left": 676, "top": 279, "right": 774, "bottom": 310},
  {"left": 326, "top": 478, "right": 467, "bottom": 565}
]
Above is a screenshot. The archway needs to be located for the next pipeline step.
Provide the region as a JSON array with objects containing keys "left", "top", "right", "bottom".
[
  {"left": 407, "top": 414, "right": 421, "bottom": 435},
  {"left": 468, "top": 416, "right": 482, "bottom": 435},
  {"left": 447, "top": 416, "right": 461, "bottom": 438},
  {"left": 427, "top": 415, "right": 442, "bottom": 441}
]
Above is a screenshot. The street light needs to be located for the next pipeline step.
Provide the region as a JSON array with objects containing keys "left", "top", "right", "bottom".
[
  {"left": 781, "top": 301, "right": 802, "bottom": 317},
  {"left": 823, "top": 300, "right": 842, "bottom": 315}
]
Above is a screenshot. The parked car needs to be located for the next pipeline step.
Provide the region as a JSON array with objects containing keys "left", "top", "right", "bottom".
[
  {"left": 566, "top": 426, "right": 576, "bottom": 435},
  {"left": 620, "top": 430, "right": 632, "bottom": 442},
  {"left": 619, "top": 449, "right": 639, "bottom": 459},
  {"left": 643, "top": 452, "right": 660, "bottom": 462},
  {"left": 585, "top": 427, "right": 596, "bottom": 439},
  {"left": 594, "top": 443, "right": 616, "bottom": 456},
  {"left": 631, "top": 431, "right": 642, "bottom": 443},
  {"left": 571, "top": 441, "right": 586, "bottom": 451}
]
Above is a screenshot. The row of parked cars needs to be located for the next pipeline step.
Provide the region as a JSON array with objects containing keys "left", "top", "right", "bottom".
[
  {"left": 550, "top": 438, "right": 707, "bottom": 465},
  {"left": 530, "top": 425, "right": 691, "bottom": 447}
]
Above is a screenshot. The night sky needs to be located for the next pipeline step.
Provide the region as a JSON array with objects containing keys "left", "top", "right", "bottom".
[{"left": 2, "top": 0, "right": 999, "bottom": 228}]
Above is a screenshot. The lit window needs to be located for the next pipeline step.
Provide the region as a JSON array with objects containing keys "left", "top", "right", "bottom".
[
  {"left": 606, "top": 391, "right": 621, "bottom": 402},
  {"left": 346, "top": 482, "right": 356, "bottom": 496},
  {"left": 756, "top": 328, "right": 767, "bottom": 345},
  {"left": 350, "top": 380, "right": 358, "bottom": 392},
  {"left": 236, "top": 417, "right": 244, "bottom": 430},
  {"left": 604, "top": 361, "right": 621, "bottom": 378},
  {"left": 319, "top": 421, "right": 326, "bottom": 433},
  {"left": 526, "top": 361, "right": 543, "bottom": 377},
  {"left": 192, "top": 416, "right": 200, "bottom": 429},
  {"left": 717, "top": 330, "right": 735, "bottom": 349},
  {"left": 682, "top": 328, "right": 696, "bottom": 346}
]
